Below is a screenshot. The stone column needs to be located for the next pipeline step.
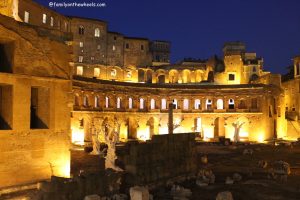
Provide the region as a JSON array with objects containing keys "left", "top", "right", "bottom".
[{"left": 168, "top": 103, "right": 174, "bottom": 134}]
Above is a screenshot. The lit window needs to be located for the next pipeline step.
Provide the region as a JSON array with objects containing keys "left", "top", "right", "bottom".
[
  {"left": 105, "top": 97, "right": 109, "bottom": 108},
  {"left": 79, "top": 42, "right": 84, "bottom": 47},
  {"left": 64, "top": 22, "right": 68, "bottom": 31},
  {"left": 42, "top": 14, "right": 47, "bottom": 24},
  {"left": 117, "top": 97, "right": 121, "bottom": 109},
  {"left": 161, "top": 99, "right": 167, "bottom": 109},
  {"left": 206, "top": 99, "right": 212, "bottom": 110},
  {"left": 24, "top": 11, "right": 29, "bottom": 23},
  {"left": 94, "top": 68, "right": 100, "bottom": 77},
  {"left": 111, "top": 69, "right": 117, "bottom": 77},
  {"left": 140, "top": 98, "right": 144, "bottom": 109},
  {"left": 91, "top": 57, "right": 94, "bottom": 61},
  {"left": 83, "top": 95, "right": 89, "bottom": 107},
  {"left": 97, "top": 45, "right": 101, "bottom": 50},
  {"left": 228, "top": 74, "right": 235, "bottom": 81},
  {"left": 50, "top": 17, "right": 54, "bottom": 27},
  {"left": 173, "top": 99, "right": 178, "bottom": 109},
  {"left": 112, "top": 45, "right": 116, "bottom": 51},
  {"left": 217, "top": 99, "right": 224, "bottom": 109},
  {"left": 76, "top": 66, "right": 83, "bottom": 75},
  {"left": 128, "top": 98, "right": 133, "bottom": 109},
  {"left": 229, "top": 99, "right": 235, "bottom": 109},
  {"left": 78, "top": 56, "right": 83, "bottom": 63},
  {"left": 95, "top": 28, "right": 100, "bottom": 37},
  {"left": 183, "top": 99, "right": 189, "bottom": 110},
  {"left": 150, "top": 99, "right": 155, "bottom": 110},
  {"left": 194, "top": 99, "right": 201, "bottom": 109}
]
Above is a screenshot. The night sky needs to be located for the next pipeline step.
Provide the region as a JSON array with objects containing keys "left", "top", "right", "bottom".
[{"left": 35, "top": 0, "right": 300, "bottom": 74}]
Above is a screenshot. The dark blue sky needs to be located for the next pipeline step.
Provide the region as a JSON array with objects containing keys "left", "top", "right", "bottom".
[{"left": 36, "top": 0, "right": 300, "bottom": 74}]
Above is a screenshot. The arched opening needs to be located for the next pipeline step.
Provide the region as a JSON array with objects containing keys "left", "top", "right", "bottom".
[
  {"left": 217, "top": 99, "right": 224, "bottom": 109},
  {"left": 207, "top": 71, "right": 214, "bottom": 82},
  {"left": 173, "top": 99, "right": 178, "bottom": 109},
  {"left": 79, "top": 26, "right": 84, "bottom": 35},
  {"left": 94, "top": 96, "right": 99, "bottom": 108},
  {"left": 139, "top": 98, "right": 145, "bottom": 110},
  {"left": 128, "top": 97, "right": 133, "bottom": 109},
  {"left": 195, "top": 70, "right": 202, "bottom": 82},
  {"left": 83, "top": 95, "right": 89, "bottom": 107},
  {"left": 229, "top": 99, "right": 235, "bottom": 109},
  {"left": 94, "top": 28, "right": 100, "bottom": 37},
  {"left": 250, "top": 74, "right": 259, "bottom": 82},
  {"left": 169, "top": 70, "right": 179, "bottom": 83},
  {"left": 74, "top": 94, "right": 80, "bottom": 106},
  {"left": 206, "top": 99, "right": 212, "bottom": 110},
  {"left": 161, "top": 99, "right": 167, "bottom": 109},
  {"left": 158, "top": 75, "right": 165, "bottom": 84},
  {"left": 238, "top": 99, "right": 246, "bottom": 109},
  {"left": 251, "top": 98, "right": 258, "bottom": 109},
  {"left": 117, "top": 97, "right": 121, "bottom": 109},
  {"left": 146, "top": 70, "right": 152, "bottom": 83},
  {"left": 105, "top": 96, "right": 109, "bottom": 108},
  {"left": 194, "top": 99, "right": 201, "bottom": 109},
  {"left": 150, "top": 99, "right": 155, "bottom": 109},
  {"left": 138, "top": 69, "right": 145, "bottom": 82},
  {"left": 183, "top": 99, "right": 189, "bottom": 110},
  {"left": 182, "top": 70, "right": 191, "bottom": 83}
]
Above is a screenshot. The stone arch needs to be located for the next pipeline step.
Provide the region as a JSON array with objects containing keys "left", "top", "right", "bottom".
[
  {"left": 138, "top": 69, "right": 145, "bottom": 82},
  {"left": 94, "top": 95, "right": 100, "bottom": 108},
  {"left": 83, "top": 94, "right": 89, "bottom": 107},
  {"left": 156, "top": 69, "right": 167, "bottom": 84},
  {"left": 169, "top": 70, "right": 179, "bottom": 83},
  {"left": 146, "top": 70, "right": 153, "bottom": 83},
  {"left": 195, "top": 70, "right": 203, "bottom": 82},
  {"left": 250, "top": 74, "right": 259, "bottom": 82},
  {"left": 182, "top": 69, "right": 191, "bottom": 83},
  {"left": 74, "top": 93, "right": 80, "bottom": 106},
  {"left": 217, "top": 99, "right": 224, "bottom": 109}
]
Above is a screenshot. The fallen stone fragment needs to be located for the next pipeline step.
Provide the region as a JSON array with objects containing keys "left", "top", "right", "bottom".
[
  {"left": 258, "top": 160, "right": 268, "bottom": 169},
  {"left": 232, "top": 173, "right": 242, "bottom": 182},
  {"left": 84, "top": 194, "right": 101, "bottom": 200},
  {"left": 225, "top": 177, "right": 234, "bottom": 185}
]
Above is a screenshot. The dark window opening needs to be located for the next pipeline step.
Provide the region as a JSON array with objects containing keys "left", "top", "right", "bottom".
[
  {"left": 0, "top": 42, "right": 14, "bottom": 73},
  {"left": 78, "top": 26, "right": 84, "bottom": 35},
  {"left": 30, "top": 87, "right": 49, "bottom": 129},
  {"left": 125, "top": 43, "right": 129, "bottom": 49},
  {"left": 229, "top": 74, "right": 235, "bottom": 81},
  {"left": 138, "top": 70, "right": 145, "bottom": 82},
  {"left": 0, "top": 85, "right": 13, "bottom": 130},
  {"left": 114, "top": 36, "right": 117, "bottom": 40},
  {"left": 141, "top": 45, "right": 144, "bottom": 50}
]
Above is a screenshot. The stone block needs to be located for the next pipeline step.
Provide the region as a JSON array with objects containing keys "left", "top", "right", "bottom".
[{"left": 130, "top": 186, "right": 149, "bottom": 200}]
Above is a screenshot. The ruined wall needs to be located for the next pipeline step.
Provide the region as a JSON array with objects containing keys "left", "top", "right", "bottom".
[
  {"left": 0, "top": 15, "right": 72, "bottom": 188},
  {"left": 116, "top": 134, "right": 197, "bottom": 185}
]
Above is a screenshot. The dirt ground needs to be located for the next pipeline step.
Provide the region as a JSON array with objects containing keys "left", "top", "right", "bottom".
[{"left": 154, "top": 143, "right": 300, "bottom": 200}]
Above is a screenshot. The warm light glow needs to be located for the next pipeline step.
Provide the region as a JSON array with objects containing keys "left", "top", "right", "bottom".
[
  {"left": 71, "top": 128, "right": 84, "bottom": 145},
  {"left": 203, "top": 127, "right": 214, "bottom": 141},
  {"left": 53, "top": 155, "right": 70, "bottom": 178},
  {"left": 159, "top": 126, "right": 168, "bottom": 135},
  {"left": 257, "top": 133, "right": 265, "bottom": 143},
  {"left": 137, "top": 128, "right": 150, "bottom": 141},
  {"left": 239, "top": 131, "right": 249, "bottom": 137}
]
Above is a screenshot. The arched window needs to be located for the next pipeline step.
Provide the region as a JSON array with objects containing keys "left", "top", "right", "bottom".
[
  {"left": 83, "top": 95, "right": 89, "bottom": 107},
  {"left": 229, "top": 99, "right": 235, "bottom": 109},
  {"left": 150, "top": 99, "right": 155, "bottom": 110},
  {"left": 128, "top": 97, "right": 133, "bottom": 109},
  {"left": 183, "top": 99, "right": 189, "bottom": 110},
  {"left": 217, "top": 99, "right": 224, "bottom": 109},
  {"left": 105, "top": 96, "right": 109, "bottom": 108},
  {"left": 253, "top": 66, "right": 257, "bottom": 72},
  {"left": 194, "top": 99, "right": 201, "bottom": 109},
  {"left": 173, "top": 99, "right": 178, "bottom": 109},
  {"left": 94, "top": 96, "right": 99, "bottom": 108},
  {"left": 139, "top": 98, "right": 144, "bottom": 109},
  {"left": 94, "top": 28, "right": 100, "bottom": 37},
  {"left": 79, "top": 26, "right": 84, "bottom": 35},
  {"left": 74, "top": 94, "right": 80, "bottom": 106},
  {"left": 117, "top": 97, "right": 121, "bottom": 109},
  {"left": 161, "top": 99, "right": 167, "bottom": 110},
  {"left": 206, "top": 99, "right": 212, "bottom": 110}
]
